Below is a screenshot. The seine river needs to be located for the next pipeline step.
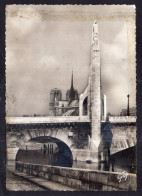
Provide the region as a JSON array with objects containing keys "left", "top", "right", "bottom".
[{"left": 16, "top": 149, "right": 135, "bottom": 173}]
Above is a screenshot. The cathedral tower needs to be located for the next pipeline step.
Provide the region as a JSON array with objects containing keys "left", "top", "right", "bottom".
[{"left": 49, "top": 88, "right": 62, "bottom": 116}]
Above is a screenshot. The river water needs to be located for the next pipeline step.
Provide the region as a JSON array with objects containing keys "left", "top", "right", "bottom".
[{"left": 16, "top": 149, "right": 134, "bottom": 173}]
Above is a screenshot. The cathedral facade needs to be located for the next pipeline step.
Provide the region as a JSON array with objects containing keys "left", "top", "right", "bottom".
[{"left": 49, "top": 71, "right": 79, "bottom": 116}]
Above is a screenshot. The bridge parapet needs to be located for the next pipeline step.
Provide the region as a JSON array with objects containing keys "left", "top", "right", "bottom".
[
  {"left": 6, "top": 116, "right": 90, "bottom": 125},
  {"left": 109, "top": 116, "right": 136, "bottom": 123}
]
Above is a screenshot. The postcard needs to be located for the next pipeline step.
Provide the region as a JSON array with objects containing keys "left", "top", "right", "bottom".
[{"left": 5, "top": 5, "right": 136, "bottom": 191}]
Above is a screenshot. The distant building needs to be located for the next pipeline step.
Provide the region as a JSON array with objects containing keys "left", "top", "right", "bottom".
[
  {"left": 120, "top": 107, "right": 136, "bottom": 116},
  {"left": 130, "top": 107, "right": 136, "bottom": 116},
  {"left": 23, "top": 115, "right": 31, "bottom": 117},
  {"left": 120, "top": 109, "right": 127, "bottom": 116},
  {"left": 49, "top": 71, "right": 79, "bottom": 116}
]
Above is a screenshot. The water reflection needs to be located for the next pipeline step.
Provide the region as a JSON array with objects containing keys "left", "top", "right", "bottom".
[
  {"left": 16, "top": 143, "right": 72, "bottom": 168},
  {"left": 72, "top": 160, "right": 132, "bottom": 173}
]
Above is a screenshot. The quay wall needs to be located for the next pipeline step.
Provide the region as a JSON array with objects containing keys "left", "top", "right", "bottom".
[{"left": 16, "top": 162, "right": 136, "bottom": 191}]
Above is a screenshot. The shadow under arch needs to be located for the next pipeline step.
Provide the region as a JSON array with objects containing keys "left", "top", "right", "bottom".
[{"left": 16, "top": 136, "right": 73, "bottom": 168}]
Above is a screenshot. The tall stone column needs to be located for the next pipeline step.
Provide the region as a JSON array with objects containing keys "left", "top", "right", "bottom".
[
  {"left": 104, "top": 95, "right": 107, "bottom": 121},
  {"left": 90, "top": 21, "right": 101, "bottom": 161}
]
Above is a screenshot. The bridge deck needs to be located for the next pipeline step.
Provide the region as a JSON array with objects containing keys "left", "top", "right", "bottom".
[
  {"left": 6, "top": 116, "right": 136, "bottom": 125},
  {"left": 6, "top": 116, "right": 91, "bottom": 124}
]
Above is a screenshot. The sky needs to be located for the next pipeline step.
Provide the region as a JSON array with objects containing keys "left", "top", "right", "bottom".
[{"left": 6, "top": 5, "right": 136, "bottom": 116}]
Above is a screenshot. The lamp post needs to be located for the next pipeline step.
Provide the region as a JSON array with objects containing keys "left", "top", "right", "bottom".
[{"left": 127, "top": 94, "right": 130, "bottom": 116}]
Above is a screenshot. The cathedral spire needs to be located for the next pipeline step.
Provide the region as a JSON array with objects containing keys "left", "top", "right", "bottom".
[
  {"left": 68, "top": 69, "right": 76, "bottom": 104},
  {"left": 71, "top": 69, "right": 74, "bottom": 90}
]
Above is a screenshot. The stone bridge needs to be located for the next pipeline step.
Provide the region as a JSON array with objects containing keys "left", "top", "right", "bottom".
[{"left": 6, "top": 116, "right": 136, "bottom": 164}]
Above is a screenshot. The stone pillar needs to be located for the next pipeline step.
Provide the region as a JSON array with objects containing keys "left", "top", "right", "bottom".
[
  {"left": 88, "top": 77, "right": 91, "bottom": 119},
  {"left": 104, "top": 95, "right": 107, "bottom": 121},
  {"left": 79, "top": 95, "right": 83, "bottom": 116},
  {"left": 90, "top": 21, "right": 101, "bottom": 162}
]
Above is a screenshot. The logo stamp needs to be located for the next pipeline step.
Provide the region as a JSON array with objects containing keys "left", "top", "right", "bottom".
[{"left": 117, "top": 171, "right": 128, "bottom": 183}]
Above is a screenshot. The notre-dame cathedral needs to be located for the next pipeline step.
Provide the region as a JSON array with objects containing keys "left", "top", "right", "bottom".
[
  {"left": 49, "top": 71, "right": 79, "bottom": 116},
  {"left": 49, "top": 21, "right": 107, "bottom": 119},
  {"left": 49, "top": 70, "right": 106, "bottom": 118}
]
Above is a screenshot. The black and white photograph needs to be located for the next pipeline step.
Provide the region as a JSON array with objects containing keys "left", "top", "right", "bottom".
[{"left": 5, "top": 5, "right": 136, "bottom": 191}]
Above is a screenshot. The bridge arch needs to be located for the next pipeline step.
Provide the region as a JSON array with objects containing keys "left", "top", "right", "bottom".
[
  {"left": 14, "top": 128, "right": 75, "bottom": 166},
  {"left": 16, "top": 136, "right": 73, "bottom": 167},
  {"left": 20, "top": 128, "right": 74, "bottom": 148}
]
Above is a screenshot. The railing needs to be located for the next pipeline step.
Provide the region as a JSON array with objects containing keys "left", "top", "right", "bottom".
[
  {"left": 7, "top": 116, "right": 136, "bottom": 125},
  {"left": 109, "top": 116, "right": 136, "bottom": 123},
  {"left": 6, "top": 116, "right": 90, "bottom": 124}
]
